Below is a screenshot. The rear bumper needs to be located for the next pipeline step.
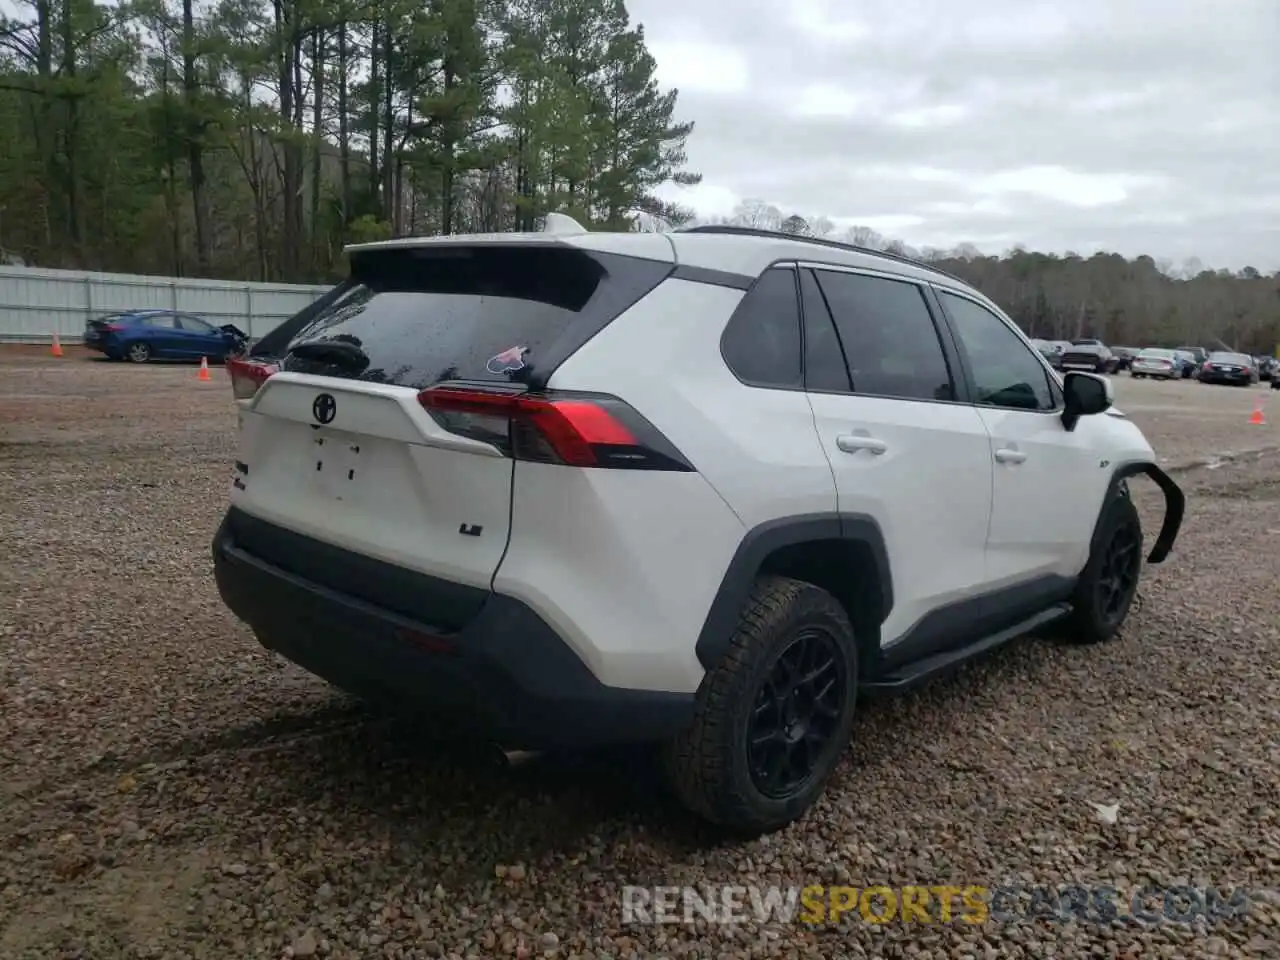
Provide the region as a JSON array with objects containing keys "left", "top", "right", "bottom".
[
  {"left": 1062, "top": 359, "right": 1107, "bottom": 372},
  {"left": 211, "top": 508, "right": 695, "bottom": 749},
  {"left": 1199, "top": 372, "right": 1250, "bottom": 384},
  {"left": 83, "top": 335, "right": 123, "bottom": 358}
]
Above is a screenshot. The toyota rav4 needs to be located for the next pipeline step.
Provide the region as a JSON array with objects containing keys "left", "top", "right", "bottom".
[{"left": 212, "top": 216, "right": 1184, "bottom": 835}]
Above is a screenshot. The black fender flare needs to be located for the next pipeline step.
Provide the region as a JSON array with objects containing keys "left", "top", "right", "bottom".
[
  {"left": 693, "top": 513, "right": 893, "bottom": 672},
  {"left": 1091, "top": 461, "right": 1185, "bottom": 565}
]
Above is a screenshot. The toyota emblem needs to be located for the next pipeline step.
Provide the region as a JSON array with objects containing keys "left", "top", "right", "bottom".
[{"left": 312, "top": 393, "right": 337, "bottom": 424}]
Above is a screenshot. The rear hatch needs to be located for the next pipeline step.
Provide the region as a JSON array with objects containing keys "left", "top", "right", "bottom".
[
  {"left": 1061, "top": 346, "right": 1103, "bottom": 369},
  {"left": 231, "top": 239, "right": 673, "bottom": 617},
  {"left": 1136, "top": 353, "right": 1174, "bottom": 372},
  {"left": 84, "top": 313, "right": 129, "bottom": 342}
]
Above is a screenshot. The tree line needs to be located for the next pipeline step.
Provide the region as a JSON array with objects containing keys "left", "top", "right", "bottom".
[
  {"left": 0, "top": 0, "right": 699, "bottom": 281},
  {"left": 1, "top": 2, "right": 1275, "bottom": 354}
]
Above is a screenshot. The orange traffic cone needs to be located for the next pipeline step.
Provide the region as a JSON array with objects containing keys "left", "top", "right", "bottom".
[
  {"left": 50, "top": 333, "right": 63, "bottom": 358},
  {"left": 197, "top": 356, "right": 211, "bottom": 382},
  {"left": 1249, "top": 398, "right": 1266, "bottom": 426}
]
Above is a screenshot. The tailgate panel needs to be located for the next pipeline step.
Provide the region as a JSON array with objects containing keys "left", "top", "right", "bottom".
[{"left": 233, "top": 375, "right": 514, "bottom": 592}]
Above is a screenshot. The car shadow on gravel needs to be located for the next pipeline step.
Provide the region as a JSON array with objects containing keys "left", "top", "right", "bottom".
[
  {"left": 89, "top": 595, "right": 1158, "bottom": 884},
  {"left": 128, "top": 699, "right": 702, "bottom": 874}
]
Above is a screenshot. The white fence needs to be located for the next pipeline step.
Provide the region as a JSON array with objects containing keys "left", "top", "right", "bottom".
[{"left": 0, "top": 265, "right": 331, "bottom": 344}]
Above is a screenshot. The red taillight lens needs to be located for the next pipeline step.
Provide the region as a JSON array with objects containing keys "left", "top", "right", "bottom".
[
  {"left": 417, "top": 386, "right": 690, "bottom": 471},
  {"left": 226, "top": 357, "right": 278, "bottom": 400},
  {"left": 102, "top": 323, "right": 124, "bottom": 333}
]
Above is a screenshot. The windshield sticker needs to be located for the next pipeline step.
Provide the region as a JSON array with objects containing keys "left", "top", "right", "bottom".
[{"left": 486, "top": 345, "right": 529, "bottom": 375}]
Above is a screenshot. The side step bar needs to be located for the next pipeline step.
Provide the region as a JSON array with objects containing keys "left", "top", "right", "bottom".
[{"left": 861, "top": 603, "right": 1073, "bottom": 695}]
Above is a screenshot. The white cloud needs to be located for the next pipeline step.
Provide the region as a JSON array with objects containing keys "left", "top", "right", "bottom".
[
  {"left": 646, "top": 40, "right": 750, "bottom": 96},
  {"left": 629, "top": 0, "right": 1280, "bottom": 269},
  {"left": 886, "top": 104, "right": 970, "bottom": 128},
  {"left": 974, "top": 167, "right": 1151, "bottom": 208},
  {"left": 794, "top": 83, "right": 865, "bottom": 119},
  {"left": 788, "top": 0, "right": 871, "bottom": 45}
]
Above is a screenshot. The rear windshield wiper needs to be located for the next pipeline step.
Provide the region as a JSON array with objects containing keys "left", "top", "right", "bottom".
[{"left": 289, "top": 338, "right": 370, "bottom": 373}]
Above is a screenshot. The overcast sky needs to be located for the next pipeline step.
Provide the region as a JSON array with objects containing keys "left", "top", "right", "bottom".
[{"left": 637, "top": 0, "right": 1279, "bottom": 270}]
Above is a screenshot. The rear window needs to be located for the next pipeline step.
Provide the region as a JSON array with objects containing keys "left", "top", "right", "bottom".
[
  {"left": 1209, "top": 352, "right": 1250, "bottom": 364},
  {"left": 278, "top": 244, "right": 671, "bottom": 389}
]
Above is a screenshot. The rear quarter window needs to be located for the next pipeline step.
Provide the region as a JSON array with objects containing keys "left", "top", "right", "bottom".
[{"left": 280, "top": 244, "right": 671, "bottom": 389}]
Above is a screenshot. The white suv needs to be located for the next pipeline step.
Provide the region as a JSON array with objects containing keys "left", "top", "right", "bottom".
[{"left": 214, "top": 217, "right": 1185, "bottom": 835}]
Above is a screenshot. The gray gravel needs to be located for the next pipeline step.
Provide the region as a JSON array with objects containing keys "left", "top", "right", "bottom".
[{"left": 2, "top": 348, "right": 1279, "bottom": 959}]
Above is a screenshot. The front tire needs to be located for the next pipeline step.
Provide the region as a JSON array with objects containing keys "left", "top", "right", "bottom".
[
  {"left": 1064, "top": 494, "right": 1143, "bottom": 645},
  {"left": 663, "top": 576, "right": 858, "bottom": 835}
]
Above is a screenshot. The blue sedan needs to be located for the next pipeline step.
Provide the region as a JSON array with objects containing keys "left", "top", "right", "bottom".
[{"left": 82, "top": 309, "right": 249, "bottom": 363}]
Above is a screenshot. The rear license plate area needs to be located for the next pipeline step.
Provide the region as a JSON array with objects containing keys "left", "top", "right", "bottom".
[{"left": 312, "top": 431, "right": 364, "bottom": 502}]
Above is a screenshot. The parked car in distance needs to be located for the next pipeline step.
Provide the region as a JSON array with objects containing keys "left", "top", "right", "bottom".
[
  {"left": 1060, "top": 340, "right": 1117, "bottom": 374},
  {"left": 1254, "top": 356, "right": 1276, "bottom": 381},
  {"left": 1111, "top": 347, "right": 1137, "bottom": 372},
  {"left": 1198, "top": 351, "right": 1259, "bottom": 386},
  {"left": 83, "top": 309, "right": 250, "bottom": 363},
  {"left": 1173, "top": 349, "right": 1198, "bottom": 379},
  {"left": 1037, "top": 340, "right": 1071, "bottom": 370},
  {"left": 1175, "top": 346, "right": 1207, "bottom": 378},
  {"left": 1029, "top": 338, "right": 1062, "bottom": 366},
  {"left": 1130, "top": 348, "right": 1180, "bottom": 380}
]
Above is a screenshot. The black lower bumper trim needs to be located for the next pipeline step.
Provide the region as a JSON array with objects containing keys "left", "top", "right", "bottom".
[{"left": 212, "top": 511, "right": 695, "bottom": 750}]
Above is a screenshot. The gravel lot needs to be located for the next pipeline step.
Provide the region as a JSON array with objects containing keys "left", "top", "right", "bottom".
[{"left": 2, "top": 348, "right": 1279, "bottom": 959}]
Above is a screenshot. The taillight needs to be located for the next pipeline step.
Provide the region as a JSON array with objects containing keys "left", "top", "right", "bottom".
[
  {"left": 226, "top": 357, "right": 278, "bottom": 400},
  {"left": 417, "top": 386, "right": 694, "bottom": 471},
  {"left": 102, "top": 324, "right": 124, "bottom": 333}
]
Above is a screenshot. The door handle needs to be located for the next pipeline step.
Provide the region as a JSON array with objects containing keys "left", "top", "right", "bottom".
[
  {"left": 994, "top": 447, "right": 1027, "bottom": 464},
  {"left": 836, "top": 434, "right": 888, "bottom": 455}
]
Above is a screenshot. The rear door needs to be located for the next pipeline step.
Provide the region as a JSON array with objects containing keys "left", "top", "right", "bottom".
[
  {"left": 799, "top": 265, "right": 996, "bottom": 651},
  {"left": 233, "top": 240, "right": 673, "bottom": 594},
  {"left": 140, "top": 313, "right": 182, "bottom": 354}
]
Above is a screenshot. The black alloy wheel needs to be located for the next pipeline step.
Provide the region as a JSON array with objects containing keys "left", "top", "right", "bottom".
[
  {"left": 1095, "top": 520, "right": 1141, "bottom": 630},
  {"left": 747, "top": 627, "right": 847, "bottom": 800}
]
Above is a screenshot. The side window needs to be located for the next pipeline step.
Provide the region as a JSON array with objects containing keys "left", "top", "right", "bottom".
[
  {"left": 179, "top": 315, "right": 215, "bottom": 333},
  {"left": 938, "top": 291, "right": 1055, "bottom": 411},
  {"left": 721, "top": 267, "right": 802, "bottom": 388},
  {"left": 144, "top": 314, "right": 178, "bottom": 329},
  {"left": 798, "top": 268, "right": 851, "bottom": 392},
  {"left": 811, "top": 270, "right": 955, "bottom": 402}
]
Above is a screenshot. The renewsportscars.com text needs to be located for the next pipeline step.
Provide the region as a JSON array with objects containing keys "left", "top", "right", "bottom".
[{"left": 621, "top": 884, "right": 1255, "bottom": 926}]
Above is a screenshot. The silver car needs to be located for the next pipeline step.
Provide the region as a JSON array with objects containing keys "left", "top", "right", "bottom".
[{"left": 1130, "top": 348, "right": 1180, "bottom": 379}]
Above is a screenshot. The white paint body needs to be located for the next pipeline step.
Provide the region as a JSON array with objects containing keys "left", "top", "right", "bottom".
[{"left": 229, "top": 229, "right": 1162, "bottom": 696}]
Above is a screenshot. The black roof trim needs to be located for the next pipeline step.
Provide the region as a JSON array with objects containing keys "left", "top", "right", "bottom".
[{"left": 674, "top": 224, "right": 970, "bottom": 287}]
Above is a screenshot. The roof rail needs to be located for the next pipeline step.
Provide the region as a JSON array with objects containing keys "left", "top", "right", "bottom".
[{"left": 674, "top": 224, "right": 970, "bottom": 286}]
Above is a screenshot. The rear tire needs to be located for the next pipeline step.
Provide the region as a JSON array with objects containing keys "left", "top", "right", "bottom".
[
  {"left": 1063, "top": 494, "right": 1142, "bottom": 645},
  {"left": 662, "top": 576, "right": 858, "bottom": 836},
  {"left": 126, "top": 342, "right": 151, "bottom": 363}
]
